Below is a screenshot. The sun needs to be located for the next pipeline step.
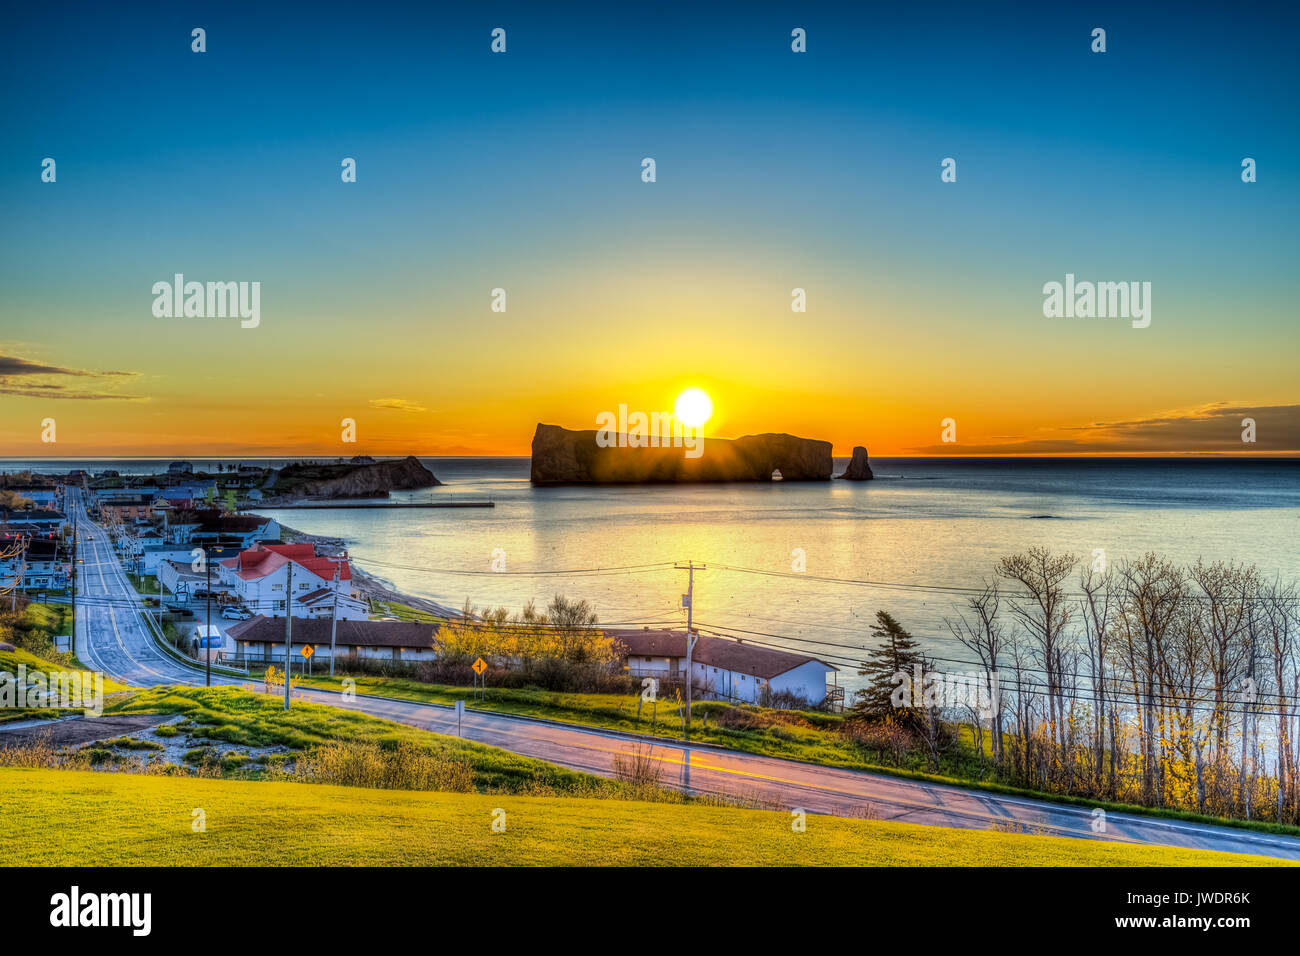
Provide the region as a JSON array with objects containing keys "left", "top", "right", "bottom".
[{"left": 674, "top": 388, "right": 713, "bottom": 428}]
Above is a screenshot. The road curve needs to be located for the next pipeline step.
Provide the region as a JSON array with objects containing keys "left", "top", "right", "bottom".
[{"left": 65, "top": 491, "right": 1300, "bottom": 862}]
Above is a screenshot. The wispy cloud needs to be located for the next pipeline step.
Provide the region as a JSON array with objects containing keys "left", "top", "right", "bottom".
[
  {"left": 909, "top": 403, "right": 1300, "bottom": 454},
  {"left": 367, "top": 398, "right": 427, "bottom": 413},
  {"left": 0, "top": 351, "right": 144, "bottom": 400}
]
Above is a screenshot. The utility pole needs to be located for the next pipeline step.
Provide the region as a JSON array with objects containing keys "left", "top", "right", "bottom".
[
  {"left": 328, "top": 557, "right": 341, "bottom": 676},
  {"left": 283, "top": 560, "right": 293, "bottom": 711},
  {"left": 674, "top": 561, "right": 704, "bottom": 741},
  {"left": 71, "top": 509, "right": 77, "bottom": 636},
  {"left": 204, "top": 545, "right": 213, "bottom": 687}
]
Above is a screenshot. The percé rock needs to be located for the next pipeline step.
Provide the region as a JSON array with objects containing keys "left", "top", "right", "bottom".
[
  {"left": 836, "top": 446, "right": 875, "bottom": 481},
  {"left": 292, "top": 455, "right": 441, "bottom": 498},
  {"left": 530, "top": 424, "right": 833, "bottom": 484}
]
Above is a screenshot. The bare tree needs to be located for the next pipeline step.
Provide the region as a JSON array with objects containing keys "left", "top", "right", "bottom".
[
  {"left": 1079, "top": 564, "right": 1116, "bottom": 794},
  {"left": 946, "top": 582, "right": 1005, "bottom": 768},
  {"left": 997, "top": 549, "right": 1076, "bottom": 758}
]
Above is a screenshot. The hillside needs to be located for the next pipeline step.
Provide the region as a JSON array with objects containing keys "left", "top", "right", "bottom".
[{"left": 1, "top": 769, "right": 1288, "bottom": 866}]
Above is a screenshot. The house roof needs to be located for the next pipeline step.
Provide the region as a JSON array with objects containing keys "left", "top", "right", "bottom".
[
  {"left": 608, "top": 628, "right": 837, "bottom": 679},
  {"left": 0, "top": 507, "right": 65, "bottom": 521},
  {"left": 161, "top": 560, "right": 205, "bottom": 581},
  {"left": 292, "top": 582, "right": 358, "bottom": 606},
  {"left": 226, "top": 615, "right": 435, "bottom": 650},
  {"left": 23, "top": 539, "right": 58, "bottom": 559},
  {"left": 220, "top": 543, "right": 351, "bottom": 582}
]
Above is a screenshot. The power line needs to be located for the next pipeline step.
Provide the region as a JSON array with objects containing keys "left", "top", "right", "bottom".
[{"left": 347, "top": 554, "right": 678, "bottom": 578}]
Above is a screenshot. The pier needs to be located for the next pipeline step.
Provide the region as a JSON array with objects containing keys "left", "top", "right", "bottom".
[{"left": 265, "top": 500, "right": 494, "bottom": 509}]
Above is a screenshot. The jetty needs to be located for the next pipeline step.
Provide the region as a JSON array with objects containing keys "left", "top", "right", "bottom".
[{"left": 266, "top": 500, "right": 494, "bottom": 509}]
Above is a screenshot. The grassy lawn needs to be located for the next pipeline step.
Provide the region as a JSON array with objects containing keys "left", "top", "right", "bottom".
[
  {"left": 370, "top": 600, "right": 442, "bottom": 623},
  {"left": 2, "top": 767, "right": 1288, "bottom": 866},
  {"left": 1, "top": 602, "right": 77, "bottom": 663},
  {"left": 290, "top": 672, "right": 1300, "bottom": 839},
  {"left": 104, "top": 684, "right": 643, "bottom": 797},
  {"left": 126, "top": 572, "right": 161, "bottom": 597},
  {"left": 0, "top": 646, "right": 132, "bottom": 724}
]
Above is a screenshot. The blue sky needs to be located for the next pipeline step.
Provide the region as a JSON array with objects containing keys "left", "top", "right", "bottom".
[{"left": 1, "top": 1, "right": 1296, "bottom": 455}]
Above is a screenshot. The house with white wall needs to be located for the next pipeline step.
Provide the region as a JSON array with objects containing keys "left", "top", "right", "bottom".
[
  {"left": 140, "top": 544, "right": 197, "bottom": 575},
  {"left": 158, "top": 559, "right": 207, "bottom": 600},
  {"left": 0, "top": 539, "right": 60, "bottom": 590},
  {"left": 293, "top": 587, "right": 370, "bottom": 621},
  {"left": 224, "top": 616, "right": 437, "bottom": 664},
  {"left": 611, "top": 628, "right": 838, "bottom": 708},
  {"left": 217, "top": 543, "right": 353, "bottom": 617}
]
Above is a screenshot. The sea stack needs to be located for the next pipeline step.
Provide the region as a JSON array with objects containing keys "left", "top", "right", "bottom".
[
  {"left": 529, "top": 423, "right": 833, "bottom": 484},
  {"left": 836, "top": 446, "right": 874, "bottom": 481}
]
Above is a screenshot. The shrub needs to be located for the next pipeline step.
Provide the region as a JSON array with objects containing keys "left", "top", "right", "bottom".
[{"left": 295, "top": 740, "right": 474, "bottom": 793}]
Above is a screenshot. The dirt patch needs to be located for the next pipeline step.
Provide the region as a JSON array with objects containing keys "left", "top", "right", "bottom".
[{"left": 0, "top": 714, "right": 168, "bottom": 748}]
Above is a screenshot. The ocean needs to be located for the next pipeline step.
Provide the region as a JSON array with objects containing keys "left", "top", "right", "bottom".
[{"left": 11, "top": 456, "right": 1297, "bottom": 694}]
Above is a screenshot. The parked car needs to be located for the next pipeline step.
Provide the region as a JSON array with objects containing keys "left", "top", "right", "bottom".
[
  {"left": 221, "top": 606, "right": 252, "bottom": 621},
  {"left": 164, "top": 604, "right": 195, "bottom": 618}
]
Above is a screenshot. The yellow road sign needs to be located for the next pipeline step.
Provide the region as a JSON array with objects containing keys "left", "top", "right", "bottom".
[
  {"left": 472, "top": 657, "right": 487, "bottom": 675},
  {"left": 300, "top": 645, "right": 314, "bottom": 658}
]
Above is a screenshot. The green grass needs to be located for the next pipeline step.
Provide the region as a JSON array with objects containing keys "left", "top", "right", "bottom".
[
  {"left": 292, "top": 672, "right": 1300, "bottom": 839},
  {"left": 1, "top": 602, "right": 77, "bottom": 664},
  {"left": 104, "top": 684, "right": 642, "bottom": 796},
  {"left": 2, "top": 767, "right": 1288, "bottom": 867},
  {"left": 370, "top": 600, "right": 442, "bottom": 623},
  {"left": 125, "top": 572, "right": 160, "bottom": 596},
  {"left": 102, "top": 736, "right": 165, "bottom": 751},
  {"left": 0, "top": 646, "right": 131, "bottom": 723}
]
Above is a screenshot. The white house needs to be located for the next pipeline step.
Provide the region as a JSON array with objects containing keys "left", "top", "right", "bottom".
[
  {"left": 216, "top": 543, "right": 354, "bottom": 617},
  {"left": 140, "top": 544, "right": 198, "bottom": 575},
  {"left": 158, "top": 559, "right": 207, "bottom": 601},
  {"left": 0, "top": 539, "right": 60, "bottom": 590},
  {"left": 293, "top": 587, "right": 370, "bottom": 621},
  {"left": 611, "top": 628, "right": 838, "bottom": 708}
]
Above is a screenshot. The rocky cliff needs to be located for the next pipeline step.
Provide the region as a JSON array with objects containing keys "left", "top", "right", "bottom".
[
  {"left": 836, "top": 446, "right": 875, "bottom": 480},
  {"left": 279, "top": 455, "right": 441, "bottom": 499},
  {"left": 530, "top": 424, "right": 834, "bottom": 484}
]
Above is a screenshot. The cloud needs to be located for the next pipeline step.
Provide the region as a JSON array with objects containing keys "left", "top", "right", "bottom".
[
  {"left": 367, "top": 398, "right": 427, "bottom": 413},
  {"left": 908, "top": 403, "right": 1300, "bottom": 454},
  {"left": 0, "top": 351, "right": 144, "bottom": 400}
]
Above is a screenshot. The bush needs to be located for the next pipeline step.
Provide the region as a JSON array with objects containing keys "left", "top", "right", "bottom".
[
  {"left": 102, "top": 736, "right": 164, "bottom": 751},
  {"left": 295, "top": 740, "right": 475, "bottom": 793},
  {"left": 610, "top": 743, "right": 663, "bottom": 790}
]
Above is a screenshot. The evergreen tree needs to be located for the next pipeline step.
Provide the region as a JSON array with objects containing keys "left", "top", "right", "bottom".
[{"left": 853, "top": 610, "right": 925, "bottom": 720}]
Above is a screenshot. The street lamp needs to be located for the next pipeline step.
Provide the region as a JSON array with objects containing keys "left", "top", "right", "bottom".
[{"left": 203, "top": 543, "right": 225, "bottom": 686}]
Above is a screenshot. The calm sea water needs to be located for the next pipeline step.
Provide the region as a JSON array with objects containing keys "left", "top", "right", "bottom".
[{"left": 8, "top": 457, "right": 1298, "bottom": 692}]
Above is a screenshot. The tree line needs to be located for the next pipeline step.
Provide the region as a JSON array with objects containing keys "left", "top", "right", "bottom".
[{"left": 853, "top": 548, "right": 1300, "bottom": 824}]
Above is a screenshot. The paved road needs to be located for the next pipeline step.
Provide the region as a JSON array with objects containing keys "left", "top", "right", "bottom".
[{"left": 66, "top": 491, "right": 1300, "bottom": 861}]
